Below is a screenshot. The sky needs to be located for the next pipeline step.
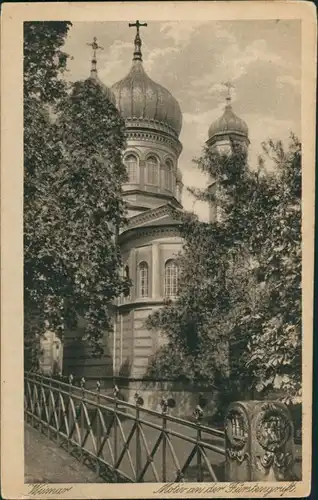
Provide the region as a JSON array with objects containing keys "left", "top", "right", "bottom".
[{"left": 63, "top": 20, "right": 301, "bottom": 220}]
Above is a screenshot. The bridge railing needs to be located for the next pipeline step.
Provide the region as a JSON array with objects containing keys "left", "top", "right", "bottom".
[{"left": 24, "top": 371, "right": 225, "bottom": 483}]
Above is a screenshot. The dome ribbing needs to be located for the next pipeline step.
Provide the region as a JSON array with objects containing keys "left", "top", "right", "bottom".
[
  {"left": 111, "top": 26, "right": 182, "bottom": 137},
  {"left": 208, "top": 102, "right": 248, "bottom": 140}
]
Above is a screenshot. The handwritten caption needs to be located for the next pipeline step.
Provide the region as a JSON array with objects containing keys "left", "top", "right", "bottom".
[
  {"left": 153, "top": 482, "right": 297, "bottom": 498},
  {"left": 27, "top": 482, "right": 297, "bottom": 497},
  {"left": 28, "top": 484, "right": 73, "bottom": 495}
]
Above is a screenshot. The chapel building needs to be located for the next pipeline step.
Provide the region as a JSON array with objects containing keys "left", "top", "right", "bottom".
[
  {"left": 58, "top": 24, "right": 250, "bottom": 383},
  {"left": 110, "top": 25, "right": 184, "bottom": 379}
]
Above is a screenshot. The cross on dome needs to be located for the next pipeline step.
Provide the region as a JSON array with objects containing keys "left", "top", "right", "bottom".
[
  {"left": 110, "top": 20, "right": 182, "bottom": 138},
  {"left": 222, "top": 80, "right": 235, "bottom": 104},
  {"left": 129, "top": 20, "right": 148, "bottom": 61},
  {"left": 86, "top": 37, "right": 104, "bottom": 77},
  {"left": 207, "top": 80, "right": 249, "bottom": 143},
  {"left": 129, "top": 20, "right": 148, "bottom": 36}
]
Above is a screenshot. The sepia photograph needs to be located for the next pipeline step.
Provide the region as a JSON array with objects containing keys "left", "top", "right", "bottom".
[{"left": 1, "top": 2, "right": 316, "bottom": 498}]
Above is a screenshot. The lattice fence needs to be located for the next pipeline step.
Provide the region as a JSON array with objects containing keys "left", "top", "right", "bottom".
[{"left": 24, "top": 372, "right": 226, "bottom": 483}]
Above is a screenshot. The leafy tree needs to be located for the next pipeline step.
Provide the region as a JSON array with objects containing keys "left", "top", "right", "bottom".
[
  {"left": 50, "top": 79, "right": 130, "bottom": 354},
  {"left": 24, "top": 21, "right": 71, "bottom": 104},
  {"left": 146, "top": 136, "right": 301, "bottom": 404},
  {"left": 244, "top": 136, "right": 301, "bottom": 401},
  {"left": 24, "top": 21, "right": 72, "bottom": 369},
  {"left": 24, "top": 22, "right": 130, "bottom": 369}
]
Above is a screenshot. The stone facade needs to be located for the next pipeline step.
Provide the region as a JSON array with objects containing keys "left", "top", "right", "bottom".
[
  {"left": 63, "top": 30, "right": 185, "bottom": 383},
  {"left": 114, "top": 223, "right": 184, "bottom": 378},
  {"left": 62, "top": 29, "right": 250, "bottom": 414},
  {"left": 39, "top": 330, "right": 63, "bottom": 376}
]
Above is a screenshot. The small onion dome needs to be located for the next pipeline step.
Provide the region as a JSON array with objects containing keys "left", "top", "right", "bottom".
[
  {"left": 86, "top": 74, "right": 116, "bottom": 106},
  {"left": 111, "top": 28, "right": 182, "bottom": 137},
  {"left": 176, "top": 167, "right": 183, "bottom": 183},
  {"left": 208, "top": 102, "right": 248, "bottom": 140},
  {"left": 85, "top": 37, "right": 116, "bottom": 106}
]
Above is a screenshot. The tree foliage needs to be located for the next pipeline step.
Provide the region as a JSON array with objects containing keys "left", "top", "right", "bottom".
[
  {"left": 147, "top": 136, "right": 301, "bottom": 403},
  {"left": 244, "top": 137, "right": 301, "bottom": 400},
  {"left": 24, "top": 22, "right": 129, "bottom": 368}
]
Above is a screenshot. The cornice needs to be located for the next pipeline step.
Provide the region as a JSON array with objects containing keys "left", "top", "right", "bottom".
[
  {"left": 206, "top": 131, "right": 250, "bottom": 147},
  {"left": 127, "top": 203, "right": 182, "bottom": 228},
  {"left": 125, "top": 117, "right": 178, "bottom": 138},
  {"left": 122, "top": 188, "right": 183, "bottom": 207},
  {"left": 118, "top": 225, "right": 182, "bottom": 245},
  {"left": 117, "top": 298, "right": 167, "bottom": 311},
  {"left": 125, "top": 126, "right": 183, "bottom": 157}
]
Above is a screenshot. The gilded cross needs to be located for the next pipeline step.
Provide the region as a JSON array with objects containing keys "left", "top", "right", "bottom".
[{"left": 128, "top": 20, "right": 148, "bottom": 36}]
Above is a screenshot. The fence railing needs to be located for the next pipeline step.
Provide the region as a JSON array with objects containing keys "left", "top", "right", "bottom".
[{"left": 24, "top": 371, "right": 225, "bottom": 483}]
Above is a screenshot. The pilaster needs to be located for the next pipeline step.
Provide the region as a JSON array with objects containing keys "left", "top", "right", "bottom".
[{"left": 152, "top": 243, "right": 160, "bottom": 299}]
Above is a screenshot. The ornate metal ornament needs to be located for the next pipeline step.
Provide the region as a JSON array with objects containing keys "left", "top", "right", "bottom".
[
  {"left": 193, "top": 404, "right": 204, "bottom": 421},
  {"left": 225, "top": 408, "right": 249, "bottom": 451},
  {"left": 226, "top": 448, "right": 250, "bottom": 463},
  {"left": 255, "top": 403, "right": 292, "bottom": 452},
  {"left": 257, "top": 450, "right": 293, "bottom": 471},
  {"left": 134, "top": 392, "right": 144, "bottom": 406}
]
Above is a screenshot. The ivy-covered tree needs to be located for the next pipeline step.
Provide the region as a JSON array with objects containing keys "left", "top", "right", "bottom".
[
  {"left": 146, "top": 136, "right": 301, "bottom": 404},
  {"left": 24, "top": 22, "right": 130, "bottom": 368}
]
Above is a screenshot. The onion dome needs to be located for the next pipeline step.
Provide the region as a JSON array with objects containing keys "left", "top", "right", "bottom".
[
  {"left": 111, "top": 24, "right": 182, "bottom": 138},
  {"left": 86, "top": 37, "right": 116, "bottom": 105},
  {"left": 208, "top": 94, "right": 248, "bottom": 141}
]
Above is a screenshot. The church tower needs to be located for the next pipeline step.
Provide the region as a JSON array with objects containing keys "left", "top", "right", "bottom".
[
  {"left": 110, "top": 22, "right": 184, "bottom": 380},
  {"left": 111, "top": 21, "right": 183, "bottom": 218},
  {"left": 206, "top": 84, "right": 249, "bottom": 222}
]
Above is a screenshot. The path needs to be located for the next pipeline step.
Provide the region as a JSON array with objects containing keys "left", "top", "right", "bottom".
[{"left": 24, "top": 423, "right": 103, "bottom": 483}]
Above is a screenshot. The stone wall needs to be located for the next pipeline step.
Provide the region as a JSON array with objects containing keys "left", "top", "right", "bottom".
[
  {"left": 121, "top": 380, "right": 221, "bottom": 419},
  {"left": 80, "top": 377, "right": 222, "bottom": 421},
  {"left": 63, "top": 318, "right": 113, "bottom": 380},
  {"left": 39, "top": 331, "right": 63, "bottom": 376}
]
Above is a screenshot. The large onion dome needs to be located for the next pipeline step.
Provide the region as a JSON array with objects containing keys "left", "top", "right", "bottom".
[
  {"left": 111, "top": 28, "right": 182, "bottom": 138},
  {"left": 208, "top": 98, "right": 248, "bottom": 141}
]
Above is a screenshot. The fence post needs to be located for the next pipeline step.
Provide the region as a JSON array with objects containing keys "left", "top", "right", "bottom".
[
  {"left": 59, "top": 377, "right": 63, "bottom": 429},
  {"left": 113, "top": 384, "right": 119, "bottom": 468},
  {"left": 39, "top": 375, "right": 43, "bottom": 434},
  {"left": 134, "top": 392, "right": 142, "bottom": 481},
  {"left": 224, "top": 401, "right": 295, "bottom": 482},
  {"left": 80, "top": 377, "right": 86, "bottom": 463},
  {"left": 160, "top": 397, "right": 168, "bottom": 483},
  {"left": 56, "top": 378, "right": 61, "bottom": 445},
  {"left": 47, "top": 377, "right": 52, "bottom": 440},
  {"left": 30, "top": 377, "right": 35, "bottom": 429},
  {"left": 194, "top": 404, "right": 204, "bottom": 482},
  {"left": 95, "top": 380, "right": 101, "bottom": 476},
  {"left": 67, "top": 374, "right": 74, "bottom": 453}
]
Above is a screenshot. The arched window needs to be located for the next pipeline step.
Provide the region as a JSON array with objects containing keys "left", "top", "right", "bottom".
[
  {"left": 124, "top": 154, "right": 138, "bottom": 183},
  {"left": 124, "top": 265, "right": 131, "bottom": 299},
  {"left": 146, "top": 156, "right": 158, "bottom": 185},
  {"left": 165, "top": 160, "right": 173, "bottom": 191},
  {"left": 138, "top": 261, "right": 149, "bottom": 298},
  {"left": 176, "top": 183, "right": 182, "bottom": 202},
  {"left": 164, "top": 259, "right": 179, "bottom": 298},
  {"left": 124, "top": 265, "right": 130, "bottom": 280}
]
